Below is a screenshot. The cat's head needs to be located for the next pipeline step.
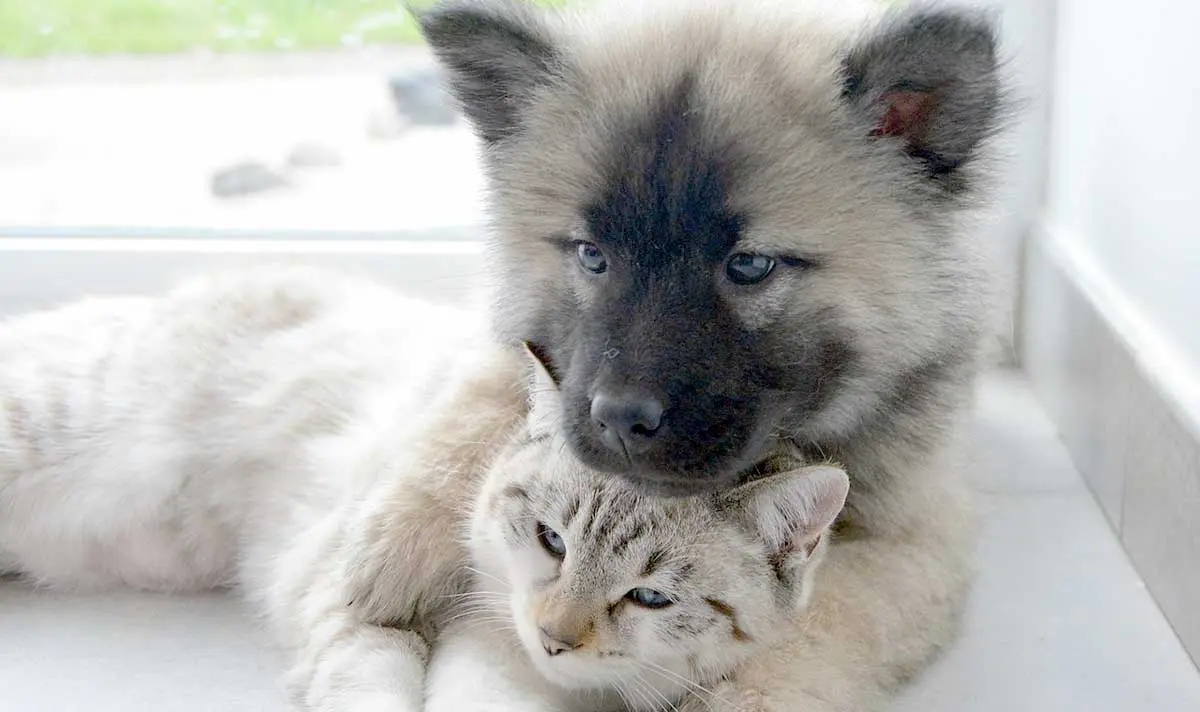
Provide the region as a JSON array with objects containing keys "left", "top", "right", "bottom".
[{"left": 466, "top": 344, "right": 849, "bottom": 692}]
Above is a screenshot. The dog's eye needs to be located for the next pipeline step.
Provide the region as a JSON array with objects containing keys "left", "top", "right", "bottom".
[
  {"left": 625, "top": 587, "right": 674, "bottom": 609},
  {"left": 576, "top": 242, "right": 608, "bottom": 275},
  {"left": 536, "top": 522, "right": 567, "bottom": 558},
  {"left": 725, "top": 253, "right": 776, "bottom": 285}
]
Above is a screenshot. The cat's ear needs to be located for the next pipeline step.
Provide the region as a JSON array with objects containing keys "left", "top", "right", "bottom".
[
  {"left": 520, "top": 341, "right": 561, "bottom": 438},
  {"left": 721, "top": 465, "right": 849, "bottom": 566},
  {"left": 416, "top": 0, "right": 562, "bottom": 144}
]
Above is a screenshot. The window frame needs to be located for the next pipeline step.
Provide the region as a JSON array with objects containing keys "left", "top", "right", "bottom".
[{"left": 0, "top": 227, "right": 487, "bottom": 317}]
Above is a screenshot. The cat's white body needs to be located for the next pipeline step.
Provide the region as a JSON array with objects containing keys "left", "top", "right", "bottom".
[
  {"left": 0, "top": 267, "right": 495, "bottom": 711},
  {"left": 0, "top": 268, "right": 476, "bottom": 592},
  {"left": 0, "top": 267, "right": 848, "bottom": 712}
]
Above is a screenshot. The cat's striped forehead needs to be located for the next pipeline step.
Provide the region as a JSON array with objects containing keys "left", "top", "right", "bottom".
[
  {"left": 496, "top": 435, "right": 711, "bottom": 560},
  {"left": 558, "top": 482, "right": 706, "bottom": 589},
  {"left": 497, "top": 470, "right": 707, "bottom": 602}
]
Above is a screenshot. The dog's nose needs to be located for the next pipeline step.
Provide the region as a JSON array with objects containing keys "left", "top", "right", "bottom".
[
  {"left": 539, "top": 626, "right": 580, "bottom": 657},
  {"left": 590, "top": 389, "right": 665, "bottom": 456}
]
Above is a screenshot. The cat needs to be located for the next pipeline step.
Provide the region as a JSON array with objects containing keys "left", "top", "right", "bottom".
[{"left": 0, "top": 265, "right": 848, "bottom": 712}]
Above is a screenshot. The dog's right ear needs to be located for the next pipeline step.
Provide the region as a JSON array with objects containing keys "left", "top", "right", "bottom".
[
  {"left": 842, "top": 5, "right": 1006, "bottom": 193},
  {"left": 416, "top": 0, "right": 562, "bottom": 144},
  {"left": 520, "top": 341, "right": 561, "bottom": 438}
]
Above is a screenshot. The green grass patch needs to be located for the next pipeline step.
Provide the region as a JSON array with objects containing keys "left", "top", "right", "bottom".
[{"left": 0, "top": 0, "right": 563, "bottom": 58}]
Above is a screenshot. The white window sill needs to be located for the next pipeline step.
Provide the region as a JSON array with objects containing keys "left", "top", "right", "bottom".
[{"left": 0, "top": 230, "right": 487, "bottom": 316}]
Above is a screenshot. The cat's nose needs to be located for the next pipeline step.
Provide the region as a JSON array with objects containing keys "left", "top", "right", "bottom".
[
  {"left": 538, "top": 626, "right": 581, "bottom": 656},
  {"left": 590, "top": 387, "right": 665, "bottom": 457}
]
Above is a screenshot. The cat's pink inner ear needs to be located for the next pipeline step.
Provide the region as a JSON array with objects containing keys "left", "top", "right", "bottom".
[
  {"left": 801, "top": 532, "right": 822, "bottom": 560},
  {"left": 521, "top": 341, "right": 560, "bottom": 389},
  {"left": 779, "top": 529, "right": 822, "bottom": 563},
  {"left": 872, "top": 89, "right": 937, "bottom": 141},
  {"left": 781, "top": 466, "right": 848, "bottom": 559}
]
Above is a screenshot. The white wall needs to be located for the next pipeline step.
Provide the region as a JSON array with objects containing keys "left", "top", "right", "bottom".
[
  {"left": 1045, "top": 0, "right": 1200, "bottom": 375},
  {"left": 955, "top": 0, "right": 1056, "bottom": 363},
  {"left": 1020, "top": 0, "right": 1200, "bottom": 663}
]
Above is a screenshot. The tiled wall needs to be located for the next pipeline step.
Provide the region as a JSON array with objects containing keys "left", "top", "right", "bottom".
[{"left": 1021, "top": 224, "right": 1200, "bottom": 668}]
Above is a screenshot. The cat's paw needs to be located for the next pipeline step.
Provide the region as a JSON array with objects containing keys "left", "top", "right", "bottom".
[{"left": 678, "top": 680, "right": 767, "bottom": 712}]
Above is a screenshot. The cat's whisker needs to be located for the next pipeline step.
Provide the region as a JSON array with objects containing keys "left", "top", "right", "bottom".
[
  {"left": 456, "top": 616, "right": 513, "bottom": 629},
  {"left": 445, "top": 599, "right": 511, "bottom": 621},
  {"left": 622, "top": 675, "right": 657, "bottom": 712},
  {"left": 463, "top": 565, "right": 508, "bottom": 588},
  {"left": 639, "top": 659, "right": 716, "bottom": 702},
  {"left": 456, "top": 620, "right": 517, "bottom": 639},
  {"left": 643, "top": 675, "right": 682, "bottom": 712},
  {"left": 438, "top": 589, "right": 508, "bottom": 601},
  {"left": 438, "top": 597, "right": 505, "bottom": 608},
  {"left": 442, "top": 604, "right": 507, "bottom": 619},
  {"left": 438, "top": 604, "right": 511, "bottom": 627},
  {"left": 630, "top": 673, "right": 677, "bottom": 712},
  {"left": 610, "top": 674, "right": 639, "bottom": 710},
  {"left": 611, "top": 679, "right": 636, "bottom": 711},
  {"left": 449, "top": 614, "right": 515, "bottom": 634},
  {"left": 440, "top": 609, "right": 493, "bottom": 624}
]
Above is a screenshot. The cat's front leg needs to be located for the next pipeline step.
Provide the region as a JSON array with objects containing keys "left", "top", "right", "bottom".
[
  {"left": 271, "top": 546, "right": 433, "bottom": 712},
  {"left": 286, "top": 622, "right": 430, "bottom": 712},
  {"left": 255, "top": 500, "right": 438, "bottom": 712},
  {"left": 678, "top": 474, "right": 974, "bottom": 712}
]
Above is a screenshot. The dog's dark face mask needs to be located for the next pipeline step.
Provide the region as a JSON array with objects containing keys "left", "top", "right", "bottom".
[{"left": 541, "top": 262, "right": 850, "bottom": 494}]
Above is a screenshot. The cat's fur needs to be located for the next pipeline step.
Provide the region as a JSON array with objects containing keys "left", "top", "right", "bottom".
[
  {"left": 0, "top": 266, "right": 848, "bottom": 712},
  {"left": 416, "top": 0, "right": 1011, "bottom": 709}
]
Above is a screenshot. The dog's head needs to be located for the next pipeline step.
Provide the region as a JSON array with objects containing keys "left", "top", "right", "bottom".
[{"left": 421, "top": 0, "right": 1008, "bottom": 494}]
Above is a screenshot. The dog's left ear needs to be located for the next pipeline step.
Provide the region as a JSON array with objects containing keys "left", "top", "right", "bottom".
[
  {"left": 417, "top": 0, "right": 562, "bottom": 144},
  {"left": 520, "top": 341, "right": 561, "bottom": 438},
  {"left": 842, "top": 5, "right": 1006, "bottom": 188}
]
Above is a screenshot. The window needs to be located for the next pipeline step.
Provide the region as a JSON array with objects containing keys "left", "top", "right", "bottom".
[{"left": 0, "top": 0, "right": 551, "bottom": 314}]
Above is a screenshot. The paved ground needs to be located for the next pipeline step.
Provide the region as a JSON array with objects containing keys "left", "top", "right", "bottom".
[{"left": 0, "top": 49, "right": 487, "bottom": 234}]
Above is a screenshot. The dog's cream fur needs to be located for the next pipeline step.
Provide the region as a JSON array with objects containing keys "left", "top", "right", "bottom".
[{"left": 417, "top": 0, "right": 1009, "bottom": 709}]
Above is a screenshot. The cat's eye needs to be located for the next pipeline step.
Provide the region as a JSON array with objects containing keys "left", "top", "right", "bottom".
[
  {"left": 725, "top": 253, "right": 776, "bottom": 285},
  {"left": 536, "top": 522, "right": 566, "bottom": 558},
  {"left": 576, "top": 242, "right": 608, "bottom": 275},
  {"left": 625, "top": 587, "right": 674, "bottom": 609}
]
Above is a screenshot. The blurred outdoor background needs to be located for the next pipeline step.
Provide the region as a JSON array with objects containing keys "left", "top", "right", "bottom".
[{"left": 0, "top": 0, "right": 562, "bottom": 235}]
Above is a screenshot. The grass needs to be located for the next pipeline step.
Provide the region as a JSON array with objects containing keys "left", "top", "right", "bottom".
[{"left": 0, "top": 0, "right": 563, "bottom": 58}]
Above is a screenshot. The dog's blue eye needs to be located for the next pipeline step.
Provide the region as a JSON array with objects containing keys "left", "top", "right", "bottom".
[
  {"left": 536, "top": 523, "right": 566, "bottom": 558},
  {"left": 625, "top": 587, "right": 673, "bottom": 609},
  {"left": 576, "top": 242, "right": 608, "bottom": 274},
  {"left": 725, "top": 253, "right": 776, "bottom": 285}
]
